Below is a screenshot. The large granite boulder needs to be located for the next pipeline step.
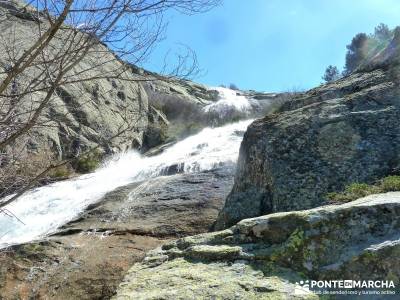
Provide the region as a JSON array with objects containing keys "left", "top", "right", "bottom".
[
  {"left": 114, "top": 192, "right": 400, "bottom": 299},
  {"left": 215, "top": 68, "right": 400, "bottom": 228}
]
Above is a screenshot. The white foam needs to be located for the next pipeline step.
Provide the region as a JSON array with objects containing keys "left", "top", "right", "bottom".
[
  {"left": 203, "top": 87, "right": 252, "bottom": 118},
  {"left": 0, "top": 119, "right": 253, "bottom": 248}
]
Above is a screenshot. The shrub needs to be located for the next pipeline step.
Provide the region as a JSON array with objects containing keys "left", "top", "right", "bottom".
[
  {"left": 326, "top": 175, "right": 400, "bottom": 203},
  {"left": 75, "top": 150, "right": 102, "bottom": 173},
  {"left": 322, "top": 65, "right": 340, "bottom": 82},
  {"left": 374, "top": 23, "right": 391, "bottom": 41},
  {"left": 147, "top": 91, "right": 206, "bottom": 124},
  {"left": 343, "top": 33, "right": 369, "bottom": 75},
  {"left": 380, "top": 175, "right": 400, "bottom": 192},
  {"left": 0, "top": 148, "right": 54, "bottom": 196},
  {"left": 326, "top": 183, "right": 378, "bottom": 203},
  {"left": 48, "top": 165, "right": 72, "bottom": 178},
  {"left": 344, "top": 182, "right": 379, "bottom": 197}
]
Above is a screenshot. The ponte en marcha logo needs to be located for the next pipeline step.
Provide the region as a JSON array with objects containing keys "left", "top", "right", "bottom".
[{"left": 294, "top": 279, "right": 397, "bottom": 296}]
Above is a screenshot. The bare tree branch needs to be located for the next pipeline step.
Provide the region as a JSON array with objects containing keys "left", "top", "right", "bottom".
[{"left": 0, "top": 0, "right": 220, "bottom": 209}]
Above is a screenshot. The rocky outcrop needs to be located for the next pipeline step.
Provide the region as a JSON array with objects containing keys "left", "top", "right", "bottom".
[
  {"left": 141, "top": 105, "right": 169, "bottom": 151},
  {"left": 144, "top": 77, "right": 219, "bottom": 108},
  {"left": 0, "top": 1, "right": 150, "bottom": 159},
  {"left": 115, "top": 258, "right": 317, "bottom": 300},
  {"left": 0, "top": 168, "right": 233, "bottom": 299},
  {"left": 0, "top": 1, "right": 222, "bottom": 165},
  {"left": 114, "top": 192, "right": 400, "bottom": 299},
  {"left": 143, "top": 79, "right": 221, "bottom": 140},
  {"left": 216, "top": 68, "right": 400, "bottom": 228}
]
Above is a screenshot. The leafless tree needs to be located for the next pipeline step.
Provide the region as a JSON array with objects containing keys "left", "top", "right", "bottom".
[{"left": 0, "top": 0, "right": 220, "bottom": 209}]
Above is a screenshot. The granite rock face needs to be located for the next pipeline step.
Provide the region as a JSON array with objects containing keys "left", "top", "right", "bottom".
[
  {"left": 144, "top": 78, "right": 219, "bottom": 107},
  {"left": 0, "top": 1, "right": 220, "bottom": 163},
  {"left": 115, "top": 258, "right": 317, "bottom": 300},
  {"left": 114, "top": 193, "right": 400, "bottom": 299},
  {"left": 216, "top": 68, "right": 400, "bottom": 228},
  {"left": 0, "top": 1, "right": 150, "bottom": 160}
]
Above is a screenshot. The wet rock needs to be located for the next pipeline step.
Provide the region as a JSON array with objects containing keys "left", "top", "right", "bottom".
[
  {"left": 160, "top": 163, "right": 185, "bottom": 176},
  {"left": 0, "top": 168, "right": 234, "bottom": 299},
  {"left": 143, "top": 141, "right": 176, "bottom": 157}
]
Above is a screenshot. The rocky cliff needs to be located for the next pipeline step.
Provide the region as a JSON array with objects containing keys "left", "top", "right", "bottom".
[
  {"left": 0, "top": 0, "right": 148, "bottom": 158},
  {"left": 216, "top": 66, "right": 400, "bottom": 229},
  {"left": 0, "top": 0, "right": 223, "bottom": 194}
]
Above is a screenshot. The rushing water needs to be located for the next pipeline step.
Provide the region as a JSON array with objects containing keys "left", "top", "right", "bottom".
[
  {"left": 203, "top": 87, "right": 252, "bottom": 115},
  {"left": 0, "top": 117, "right": 254, "bottom": 248}
]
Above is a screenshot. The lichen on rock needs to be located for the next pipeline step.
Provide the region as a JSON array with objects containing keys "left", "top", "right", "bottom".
[
  {"left": 114, "top": 192, "right": 400, "bottom": 299},
  {"left": 215, "top": 68, "right": 400, "bottom": 229}
]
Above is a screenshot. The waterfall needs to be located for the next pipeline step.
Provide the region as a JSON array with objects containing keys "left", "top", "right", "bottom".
[
  {"left": 203, "top": 87, "right": 253, "bottom": 119},
  {"left": 0, "top": 119, "right": 253, "bottom": 248}
]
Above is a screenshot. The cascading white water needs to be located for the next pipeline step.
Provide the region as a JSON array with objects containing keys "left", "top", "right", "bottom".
[
  {"left": 203, "top": 87, "right": 252, "bottom": 117},
  {"left": 0, "top": 119, "right": 254, "bottom": 249}
]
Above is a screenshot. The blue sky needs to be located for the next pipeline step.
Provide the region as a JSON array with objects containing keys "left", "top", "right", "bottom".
[{"left": 142, "top": 0, "right": 400, "bottom": 92}]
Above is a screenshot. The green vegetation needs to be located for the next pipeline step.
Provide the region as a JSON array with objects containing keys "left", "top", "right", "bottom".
[
  {"left": 48, "top": 165, "right": 72, "bottom": 178},
  {"left": 323, "top": 23, "right": 398, "bottom": 79},
  {"left": 322, "top": 65, "right": 340, "bottom": 82},
  {"left": 74, "top": 150, "right": 102, "bottom": 173},
  {"left": 380, "top": 175, "right": 400, "bottom": 192},
  {"left": 15, "top": 243, "right": 47, "bottom": 260},
  {"left": 326, "top": 175, "right": 400, "bottom": 203}
]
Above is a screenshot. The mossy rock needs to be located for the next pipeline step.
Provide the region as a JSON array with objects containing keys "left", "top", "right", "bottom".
[{"left": 115, "top": 193, "right": 400, "bottom": 299}]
